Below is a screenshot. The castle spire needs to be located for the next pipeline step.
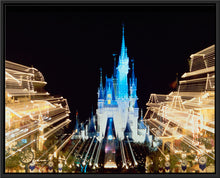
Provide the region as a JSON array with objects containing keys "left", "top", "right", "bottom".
[
  {"left": 100, "top": 68, "right": 103, "bottom": 89},
  {"left": 131, "top": 58, "right": 135, "bottom": 85},
  {"left": 119, "top": 23, "right": 128, "bottom": 62},
  {"left": 112, "top": 54, "right": 117, "bottom": 78},
  {"left": 98, "top": 68, "right": 104, "bottom": 99},
  {"left": 121, "top": 23, "right": 125, "bottom": 53}
]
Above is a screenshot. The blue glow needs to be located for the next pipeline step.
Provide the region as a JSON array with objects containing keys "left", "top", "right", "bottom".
[
  {"left": 21, "top": 139, "right": 27, "bottom": 143},
  {"left": 84, "top": 165, "right": 87, "bottom": 173},
  {"left": 116, "top": 24, "right": 129, "bottom": 99},
  {"left": 107, "top": 118, "right": 113, "bottom": 140},
  {"left": 81, "top": 165, "right": 83, "bottom": 172}
]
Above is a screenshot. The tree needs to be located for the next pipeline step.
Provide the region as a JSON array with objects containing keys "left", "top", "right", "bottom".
[
  {"left": 170, "top": 154, "right": 180, "bottom": 171},
  {"left": 5, "top": 153, "right": 21, "bottom": 172}
]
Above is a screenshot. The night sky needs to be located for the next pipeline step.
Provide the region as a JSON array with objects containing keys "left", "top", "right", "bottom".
[{"left": 5, "top": 4, "right": 216, "bottom": 125}]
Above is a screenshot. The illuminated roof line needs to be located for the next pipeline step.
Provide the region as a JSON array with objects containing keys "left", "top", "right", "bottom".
[
  {"left": 182, "top": 66, "right": 215, "bottom": 78},
  {"left": 5, "top": 68, "right": 34, "bottom": 76},
  {"left": 191, "top": 44, "right": 215, "bottom": 56},
  {"left": 6, "top": 91, "right": 49, "bottom": 96},
  {"left": 45, "top": 113, "right": 69, "bottom": 128},
  {"left": 179, "top": 76, "right": 208, "bottom": 84},
  {"left": 54, "top": 132, "right": 76, "bottom": 156},
  {"left": 6, "top": 127, "right": 39, "bottom": 145}
]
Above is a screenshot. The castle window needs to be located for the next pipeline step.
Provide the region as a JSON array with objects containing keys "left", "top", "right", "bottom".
[{"left": 107, "top": 94, "right": 112, "bottom": 104}]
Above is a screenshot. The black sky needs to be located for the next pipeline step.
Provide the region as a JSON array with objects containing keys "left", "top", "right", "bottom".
[{"left": 5, "top": 4, "right": 216, "bottom": 124}]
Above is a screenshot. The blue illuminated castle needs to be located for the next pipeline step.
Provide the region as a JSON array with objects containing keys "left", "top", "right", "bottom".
[{"left": 94, "top": 24, "right": 148, "bottom": 142}]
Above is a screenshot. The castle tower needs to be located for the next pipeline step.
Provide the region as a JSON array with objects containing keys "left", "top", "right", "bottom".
[
  {"left": 95, "top": 24, "right": 145, "bottom": 142},
  {"left": 116, "top": 24, "right": 130, "bottom": 100}
]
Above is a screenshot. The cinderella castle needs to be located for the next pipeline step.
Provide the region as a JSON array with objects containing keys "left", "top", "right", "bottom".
[{"left": 74, "top": 24, "right": 150, "bottom": 143}]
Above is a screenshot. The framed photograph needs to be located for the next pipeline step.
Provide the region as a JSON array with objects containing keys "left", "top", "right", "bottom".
[{"left": 1, "top": 1, "right": 218, "bottom": 177}]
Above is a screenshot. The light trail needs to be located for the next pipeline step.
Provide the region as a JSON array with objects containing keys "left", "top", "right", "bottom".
[
  {"left": 92, "top": 141, "right": 100, "bottom": 169},
  {"left": 5, "top": 107, "right": 22, "bottom": 118},
  {"left": 126, "top": 136, "right": 138, "bottom": 166},
  {"left": 6, "top": 127, "right": 39, "bottom": 146},
  {"left": 146, "top": 119, "right": 214, "bottom": 161},
  {"left": 5, "top": 72, "right": 22, "bottom": 85},
  {"left": 89, "top": 140, "right": 98, "bottom": 166},
  {"left": 5, "top": 139, "right": 36, "bottom": 159},
  {"left": 53, "top": 132, "right": 75, "bottom": 157},
  {"left": 93, "top": 139, "right": 102, "bottom": 168},
  {"left": 120, "top": 140, "right": 127, "bottom": 168},
  {"left": 182, "top": 136, "right": 215, "bottom": 160},
  {"left": 36, "top": 138, "right": 62, "bottom": 161},
  {"left": 120, "top": 141, "right": 125, "bottom": 167},
  {"left": 96, "top": 139, "right": 103, "bottom": 167},
  {"left": 157, "top": 146, "right": 166, "bottom": 158},
  {"left": 153, "top": 129, "right": 215, "bottom": 163},
  {"left": 38, "top": 135, "right": 71, "bottom": 172},
  {"left": 123, "top": 140, "right": 131, "bottom": 166},
  {"left": 147, "top": 114, "right": 214, "bottom": 158},
  {"left": 6, "top": 121, "right": 39, "bottom": 141},
  {"left": 43, "top": 119, "right": 71, "bottom": 139},
  {"left": 6, "top": 110, "right": 68, "bottom": 142},
  {"left": 82, "top": 136, "right": 95, "bottom": 165},
  {"left": 44, "top": 113, "right": 69, "bottom": 129},
  {"left": 77, "top": 140, "right": 86, "bottom": 155},
  {"left": 66, "top": 139, "right": 81, "bottom": 161},
  {"left": 80, "top": 138, "right": 91, "bottom": 158}
]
